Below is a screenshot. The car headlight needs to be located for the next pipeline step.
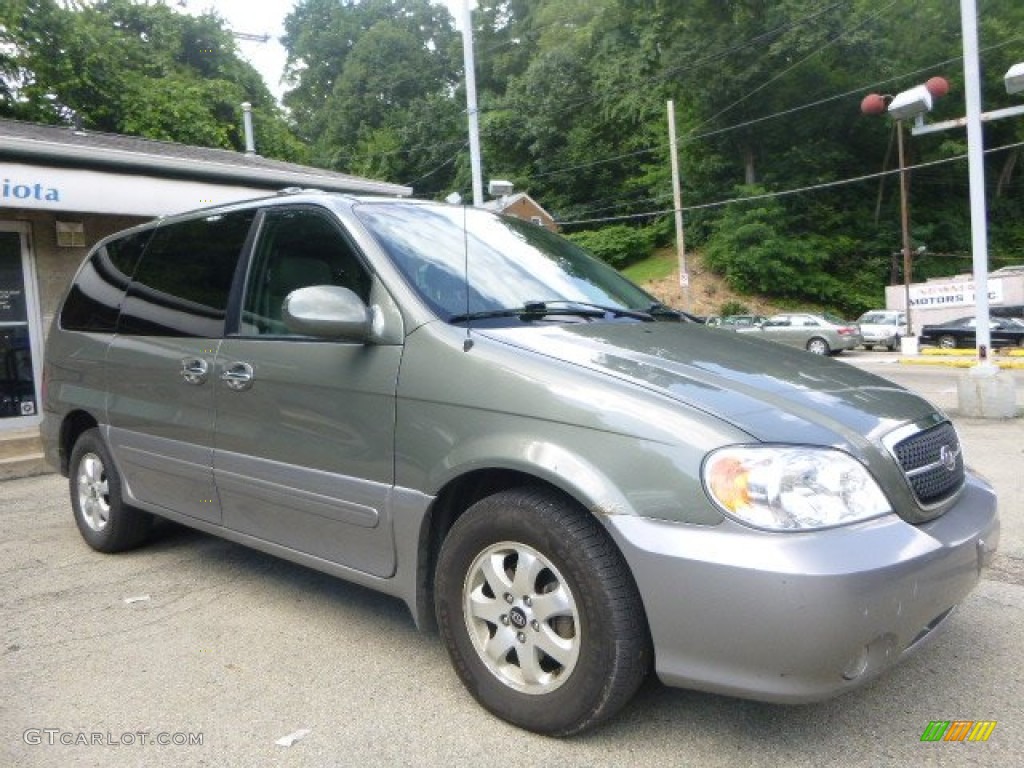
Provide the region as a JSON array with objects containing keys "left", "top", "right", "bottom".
[{"left": 702, "top": 446, "right": 892, "bottom": 530}]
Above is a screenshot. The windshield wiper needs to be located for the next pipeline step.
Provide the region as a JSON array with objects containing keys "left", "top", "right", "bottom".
[
  {"left": 644, "top": 302, "right": 700, "bottom": 322},
  {"left": 448, "top": 302, "right": 607, "bottom": 324},
  {"left": 449, "top": 300, "right": 655, "bottom": 324},
  {"left": 538, "top": 300, "right": 654, "bottom": 321}
]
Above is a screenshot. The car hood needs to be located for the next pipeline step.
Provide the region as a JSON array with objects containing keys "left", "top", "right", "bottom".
[{"left": 476, "top": 321, "right": 939, "bottom": 448}]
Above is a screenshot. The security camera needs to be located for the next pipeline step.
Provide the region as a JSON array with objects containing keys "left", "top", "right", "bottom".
[
  {"left": 887, "top": 84, "right": 934, "bottom": 121},
  {"left": 1006, "top": 63, "right": 1024, "bottom": 96}
]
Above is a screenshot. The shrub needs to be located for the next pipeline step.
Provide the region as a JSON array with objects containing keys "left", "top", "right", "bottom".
[
  {"left": 566, "top": 225, "right": 655, "bottom": 268},
  {"left": 718, "top": 300, "right": 749, "bottom": 317}
]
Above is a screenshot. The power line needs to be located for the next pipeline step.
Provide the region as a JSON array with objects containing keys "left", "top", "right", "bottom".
[
  {"left": 403, "top": 141, "right": 468, "bottom": 187},
  {"left": 299, "top": 5, "right": 1020, "bottom": 197},
  {"left": 531, "top": 36, "right": 1024, "bottom": 217},
  {"left": 691, "top": 0, "right": 899, "bottom": 132},
  {"left": 300, "top": 0, "right": 858, "bottom": 168},
  {"left": 556, "top": 140, "right": 1024, "bottom": 227}
]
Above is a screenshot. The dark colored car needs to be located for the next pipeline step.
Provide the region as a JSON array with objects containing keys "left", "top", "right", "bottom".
[{"left": 919, "top": 315, "right": 1024, "bottom": 349}]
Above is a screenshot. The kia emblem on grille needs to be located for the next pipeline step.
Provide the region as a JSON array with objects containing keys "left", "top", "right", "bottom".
[{"left": 939, "top": 444, "right": 960, "bottom": 472}]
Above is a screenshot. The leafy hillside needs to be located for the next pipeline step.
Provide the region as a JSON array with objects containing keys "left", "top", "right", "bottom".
[{"left": 630, "top": 249, "right": 785, "bottom": 319}]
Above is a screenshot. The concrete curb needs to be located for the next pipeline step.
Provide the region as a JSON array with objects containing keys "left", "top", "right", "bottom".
[
  {"left": 899, "top": 348, "right": 1024, "bottom": 368},
  {"left": 899, "top": 356, "right": 1024, "bottom": 369}
]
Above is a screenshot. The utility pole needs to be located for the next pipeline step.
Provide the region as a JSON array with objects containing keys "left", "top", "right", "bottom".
[
  {"left": 667, "top": 101, "right": 689, "bottom": 311},
  {"left": 895, "top": 119, "right": 913, "bottom": 338},
  {"left": 461, "top": 0, "right": 484, "bottom": 207},
  {"left": 959, "top": 0, "right": 992, "bottom": 360}
]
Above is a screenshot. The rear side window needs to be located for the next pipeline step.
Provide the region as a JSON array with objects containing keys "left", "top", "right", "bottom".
[
  {"left": 60, "top": 231, "right": 151, "bottom": 332},
  {"left": 117, "top": 211, "right": 255, "bottom": 337}
]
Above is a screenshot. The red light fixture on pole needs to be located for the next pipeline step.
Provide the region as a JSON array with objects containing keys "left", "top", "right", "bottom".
[{"left": 861, "top": 78, "right": 948, "bottom": 343}]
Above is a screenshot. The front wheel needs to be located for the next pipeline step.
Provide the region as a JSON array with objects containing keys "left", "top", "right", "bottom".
[
  {"left": 938, "top": 335, "right": 958, "bottom": 350},
  {"left": 435, "top": 488, "right": 651, "bottom": 736},
  {"left": 69, "top": 428, "right": 152, "bottom": 552},
  {"left": 806, "top": 337, "right": 831, "bottom": 355}
]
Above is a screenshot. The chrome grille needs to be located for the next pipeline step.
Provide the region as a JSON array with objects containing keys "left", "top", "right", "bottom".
[{"left": 892, "top": 422, "right": 964, "bottom": 505}]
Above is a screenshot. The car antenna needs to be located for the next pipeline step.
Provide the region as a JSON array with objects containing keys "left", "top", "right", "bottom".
[{"left": 462, "top": 203, "right": 474, "bottom": 352}]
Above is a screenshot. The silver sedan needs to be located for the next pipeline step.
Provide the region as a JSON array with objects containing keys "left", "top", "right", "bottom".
[{"left": 737, "top": 311, "right": 863, "bottom": 355}]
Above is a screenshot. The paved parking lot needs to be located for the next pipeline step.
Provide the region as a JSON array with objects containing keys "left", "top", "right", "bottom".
[{"left": 2, "top": 361, "right": 1022, "bottom": 767}]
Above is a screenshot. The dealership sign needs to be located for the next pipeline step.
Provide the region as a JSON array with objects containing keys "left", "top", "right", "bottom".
[
  {"left": 909, "top": 278, "right": 1004, "bottom": 308},
  {"left": 0, "top": 163, "right": 268, "bottom": 217}
]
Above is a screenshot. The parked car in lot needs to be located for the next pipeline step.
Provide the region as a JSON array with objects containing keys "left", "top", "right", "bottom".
[
  {"left": 41, "top": 193, "right": 998, "bottom": 735},
  {"left": 705, "top": 313, "right": 767, "bottom": 329},
  {"left": 856, "top": 309, "right": 907, "bottom": 351},
  {"left": 736, "top": 311, "right": 862, "bottom": 355},
  {"left": 919, "top": 315, "right": 1024, "bottom": 349}
]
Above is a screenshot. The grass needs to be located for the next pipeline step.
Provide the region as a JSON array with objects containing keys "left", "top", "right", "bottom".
[{"left": 621, "top": 251, "right": 678, "bottom": 284}]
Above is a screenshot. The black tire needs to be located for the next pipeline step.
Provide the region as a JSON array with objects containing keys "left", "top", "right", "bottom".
[
  {"left": 435, "top": 487, "right": 651, "bottom": 736},
  {"left": 69, "top": 428, "right": 152, "bottom": 553}
]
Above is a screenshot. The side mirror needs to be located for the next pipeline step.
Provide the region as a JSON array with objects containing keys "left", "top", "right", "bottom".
[{"left": 282, "top": 285, "right": 371, "bottom": 341}]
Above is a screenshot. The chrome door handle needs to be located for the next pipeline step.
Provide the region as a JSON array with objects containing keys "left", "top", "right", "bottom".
[
  {"left": 220, "top": 362, "right": 254, "bottom": 391},
  {"left": 180, "top": 358, "right": 210, "bottom": 385}
]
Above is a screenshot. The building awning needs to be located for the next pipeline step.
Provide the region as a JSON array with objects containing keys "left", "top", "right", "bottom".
[{"left": 0, "top": 118, "right": 412, "bottom": 216}]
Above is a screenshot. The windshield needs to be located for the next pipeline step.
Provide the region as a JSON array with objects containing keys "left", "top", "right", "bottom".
[
  {"left": 857, "top": 312, "right": 895, "bottom": 324},
  {"left": 354, "top": 201, "right": 656, "bottom": 322}
]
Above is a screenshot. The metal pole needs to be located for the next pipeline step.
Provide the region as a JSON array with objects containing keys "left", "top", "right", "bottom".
[
  {"left": 896, "top": 119, "right": 913, "bottom": 337},
  {"left": 460, "top": 0, "right": 484, "bottom": 207},
  {"left": 241, "top": 102, "right": 256, "bottom": 156},
  {"left": 666, "top": 100, "right": 689, "bottom": 311},
  {"left": 959, "top": 0, "right": 992, "bottom": 360}
]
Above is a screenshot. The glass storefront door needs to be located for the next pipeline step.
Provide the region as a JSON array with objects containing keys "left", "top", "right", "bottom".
[{"left": 0, "top": 223, "right": 43, "bottom": 428}]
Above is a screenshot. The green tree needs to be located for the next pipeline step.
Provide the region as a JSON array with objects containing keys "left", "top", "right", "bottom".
[
  {"left": 0, "top": 0, "right": 306, "bottom": 161},
  {"left": 282, "top": 0, "right": 461, "bottom": 194},
  {"left": 278, "top": 0, "right": 1022, "bottom": 308}
]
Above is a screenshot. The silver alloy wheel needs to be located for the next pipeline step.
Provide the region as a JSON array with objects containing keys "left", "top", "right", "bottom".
[
  {"left": 463, "top": 541, "right": 581, "bottom": 695},
  {"left": 807, "top": 338, "right": 830, "bottom": 355},
  {"left": 939, "top": 335, "right": 957, "bottom": 349},
  {"left": 76, "top": 452, "right": 110, "bottom": 532}
]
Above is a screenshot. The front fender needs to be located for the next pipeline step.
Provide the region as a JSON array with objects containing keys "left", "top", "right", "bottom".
[{"left": 397, "top": 403, "right": 726, "bottom": 526}]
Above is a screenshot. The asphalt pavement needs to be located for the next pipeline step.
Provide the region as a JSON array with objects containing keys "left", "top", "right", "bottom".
[{"left": 1, "top": 357, "right": 1021, "bottom": 767}]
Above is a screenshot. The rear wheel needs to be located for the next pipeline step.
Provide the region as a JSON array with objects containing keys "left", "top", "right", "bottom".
[
  {"left": 806, "top": 337, "right": 831, "bottom": 355},
  {"left": 435, "top": 488, "right": 650, "bottom": 736},
  {"left": 69, "top": 429, "right": 152, "bottom": 552}
]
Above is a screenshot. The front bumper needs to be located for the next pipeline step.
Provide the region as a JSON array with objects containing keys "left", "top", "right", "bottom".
[
  {"left": 861, "top": 331, "right": 898, "bottom": 347},
  {"left": 605, "top": 473, "right": 998, "bottom": 702}
]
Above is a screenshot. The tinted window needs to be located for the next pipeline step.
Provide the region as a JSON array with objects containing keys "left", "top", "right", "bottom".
[
  {"left": 239, "top": 207, "right": 371, "bottom": 336},
  {"left": 117, "top": 211, "right": 255, "bottom": 337},
  {"left": 60, "top": 231, "right": 151, "bottom": 332}
]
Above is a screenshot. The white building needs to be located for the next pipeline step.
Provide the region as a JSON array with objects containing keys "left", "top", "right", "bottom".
[{"left": 884, "top": 267, "right": 1024, "bottom": 334}]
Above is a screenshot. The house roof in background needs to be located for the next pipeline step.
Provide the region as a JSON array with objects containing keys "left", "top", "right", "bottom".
[
  {"left": 0, "top": 118, "right": 411, "bottom": 197},
  {"left": 483, "top": 191, "right": 554, "bottom": 219}
]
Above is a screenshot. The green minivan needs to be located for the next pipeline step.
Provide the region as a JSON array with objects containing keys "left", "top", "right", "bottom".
[{"left": 42, "top": 192, "right": 999, "bottom": 735}]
